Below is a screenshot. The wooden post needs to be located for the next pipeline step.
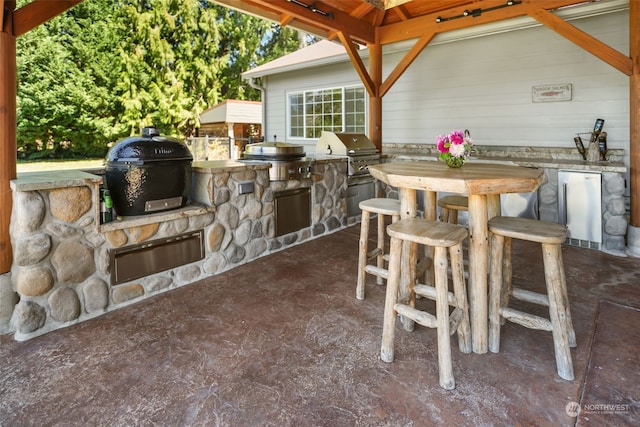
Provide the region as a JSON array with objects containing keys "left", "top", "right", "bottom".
[
  {"left": 368, "top": 42, "right": 382, "bottom": 152},
  {"left": 1, "top": 5, "right": 17, "bottom": 274}
]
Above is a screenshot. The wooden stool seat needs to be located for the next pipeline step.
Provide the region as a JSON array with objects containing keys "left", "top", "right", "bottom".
[
  {"left": 487, "top": 216, "right": 567, "bottom": 244},
  {"left": 386, "top": 218, "right": 469, "bottom": 248},
  {"left": 359, "top": 198, "right": 402, "bottom": 216},
  {"left": 381, "top": 218, "right": 471, "bottom": 390},
  {"left": 488, "top": 216, "right": 576, "bottom": 381},
  {"left": 437, "top": 195, "right": 468, "bottom": 224},
  {"left": 356, "top": 198, "right": 401, "bottom": 300}
]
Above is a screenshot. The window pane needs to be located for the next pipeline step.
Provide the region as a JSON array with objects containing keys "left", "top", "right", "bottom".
[{"left": 288, "top": 85, "right": 365, "bottom": 138}]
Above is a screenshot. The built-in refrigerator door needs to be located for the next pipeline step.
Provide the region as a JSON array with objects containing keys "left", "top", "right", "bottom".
[{"left": 558, "top": 170, "right": 602, "bottom": 249}]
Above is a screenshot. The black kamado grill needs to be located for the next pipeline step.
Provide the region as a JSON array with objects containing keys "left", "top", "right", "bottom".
[{"left": 105, "top": 126, "right": 193, "bottom": 216}]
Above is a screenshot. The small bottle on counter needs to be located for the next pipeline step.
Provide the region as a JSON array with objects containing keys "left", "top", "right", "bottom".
[
  {"left": 101, "top": 189, "right": 113, "bottom": 223},
  {"left": 104, "top": 191, "right": 113, "bottom": 223},
  {"left": 598, "top": 132, "right": 607, "bottom": 161}
]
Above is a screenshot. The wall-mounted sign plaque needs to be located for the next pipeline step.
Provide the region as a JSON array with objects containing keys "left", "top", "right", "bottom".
[{"left": 532, "top": 83, "right": 572, "bottom": 103}]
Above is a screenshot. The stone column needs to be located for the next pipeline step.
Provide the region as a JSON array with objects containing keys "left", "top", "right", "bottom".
[{"left": 0, "top": 273, "right": 18, "bottom": 332}]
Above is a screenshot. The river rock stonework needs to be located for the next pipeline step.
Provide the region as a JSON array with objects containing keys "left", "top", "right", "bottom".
[
  {"left": 6, "top": 158, "right": 348, "bottom": 340},
  {"left": 601, "top": 172, "right": 627, "bottom": 254}
]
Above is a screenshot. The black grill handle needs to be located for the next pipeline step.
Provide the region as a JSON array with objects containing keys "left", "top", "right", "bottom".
[{"left": 142, "top": 126, "right": 161, "bottom": 138}]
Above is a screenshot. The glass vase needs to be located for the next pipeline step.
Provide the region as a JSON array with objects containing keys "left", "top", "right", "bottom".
[{"left": 444, "top": 156, "right": 466, "bottom": 168}]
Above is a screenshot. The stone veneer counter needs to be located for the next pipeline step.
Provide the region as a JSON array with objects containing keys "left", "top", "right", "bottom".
[
  {"left": 382, "top": 144, "right": 626, "bottom": 172},
  {"left": 5, "top": 156, "right": 349, "bottom": 341}
]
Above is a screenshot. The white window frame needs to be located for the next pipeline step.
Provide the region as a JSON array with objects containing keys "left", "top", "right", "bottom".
[{"left": 287, "top": 85, "right": 367, "bottom": 139}]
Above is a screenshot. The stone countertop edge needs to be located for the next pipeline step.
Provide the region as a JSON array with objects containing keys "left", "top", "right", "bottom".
[
  {"left": 98, "top": 204, "right": 216, "bottom": 232},
  {"left": 384, "top": 154, "right": 627, "bottom": 173},
  {"left": 308, "top": 154, "right": 348, "bottom": 164},
  {"left": 12, "top": 170, "right": 103, "bottom": 192},
  {"left": 192, "top": 159, "right": 271, "bottom": 173},
  {"left": 192, "top": 156, "right": 347, "bottom": 173},
  {"left": 11, "top": 157, "right": 349, "bottom": 191}
]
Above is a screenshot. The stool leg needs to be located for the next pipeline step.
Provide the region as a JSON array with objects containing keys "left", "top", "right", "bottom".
[
  {"left": 450, "top": 243, "right": 471, "bottom": 354},
  {"left": 356, "top": 210, "right": 371, "bottom": 300},
  {"left": 422, "top": 245, "right": 434, "bottom": 292},
  {"left": 542, "top": 243, "right": 575, "bottom": 381},
  {"left": 440, "top": 207, "right": 450, "bottom": 223},
  {"left": 450, "top": 210, "right": 459, "bottom": 225},
  {"left": 557, "top": 252, "right": 577, "bottom": 348},
  {"left": 500, "top": 237, "right": 513, "bottom": 326},
  {"left": 434, "top": 246, "right": 455, "bottom": 390},
  {"left": 381, "top": 236, "right": 403, "bottom": 363},
  {"left": 488, "top": 233, "right": 505, "bottom": 353},
  {"left": 400, "top": 240, "right": 417, "bottom": 332},
  {"left": 376, "top": 213, "right": 385, "bottom": 286}
]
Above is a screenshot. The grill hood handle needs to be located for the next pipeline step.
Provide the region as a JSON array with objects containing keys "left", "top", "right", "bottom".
[{"left": 142, "top": 126, "right": 161, "bottom": 138}]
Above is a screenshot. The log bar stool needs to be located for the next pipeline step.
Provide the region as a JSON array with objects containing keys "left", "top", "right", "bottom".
[
  {"left": 356, "top": 198, "right": 401, "bottom": 300},
  {"left": 380, "top": 218, "right": 472, "bottom": 390},
  {"left": 437, "top": 195, "right": 468, "bottom": 224},
  {"left": 488, "top": 216, "right": 577, "bottom": 380}
]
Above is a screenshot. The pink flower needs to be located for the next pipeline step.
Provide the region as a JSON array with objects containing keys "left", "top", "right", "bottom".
[
  {"left": 436, "top": 134, "right": 449, "bottom": 153},
  {"left": 436, "top": 129, "right": 474, "bottom": 164},
  {"left": 449, "top": 129, "right": 465, "bottom": 145}
]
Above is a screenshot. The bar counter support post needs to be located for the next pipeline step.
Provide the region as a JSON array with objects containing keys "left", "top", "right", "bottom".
[{"left": 468, "top": 193, "right": 500, "bottom": 354}]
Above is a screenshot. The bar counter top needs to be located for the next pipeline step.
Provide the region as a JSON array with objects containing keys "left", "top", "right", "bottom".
[{"left": 382, "top": 144, "right": 627, "bottom": 173}]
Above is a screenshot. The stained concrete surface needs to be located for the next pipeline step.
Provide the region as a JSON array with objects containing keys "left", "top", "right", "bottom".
[{"left": 1, "top": 224, "right": 639, "bottom": 426}]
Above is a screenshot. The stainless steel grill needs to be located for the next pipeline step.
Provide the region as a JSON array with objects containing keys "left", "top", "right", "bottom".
[
  {"left": 317, "top": 132, "right": 381, "bottom": 218},
  {"left": 241, "top": 141, "right": 313, "bottom": 181},
  {"left": 316, "top": 131, "right": 381, "bottom": 177}
]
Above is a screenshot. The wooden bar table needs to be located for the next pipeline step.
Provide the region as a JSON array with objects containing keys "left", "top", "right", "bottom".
[{"left": 368, "top": 161, "right": 545, "bottom": 354}]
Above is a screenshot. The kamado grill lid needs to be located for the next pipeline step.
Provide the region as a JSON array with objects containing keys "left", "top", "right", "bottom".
[
  {"left": 106, "top": 126, "right": 193, "bottom": 164},
  {"left": 243, "top": 141, "right": 305, "bottom": 160}
]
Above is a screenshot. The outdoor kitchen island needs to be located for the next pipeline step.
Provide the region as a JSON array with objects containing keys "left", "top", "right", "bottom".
[{"left": 5, "top": 155, "right": 348, "bottom": 341}]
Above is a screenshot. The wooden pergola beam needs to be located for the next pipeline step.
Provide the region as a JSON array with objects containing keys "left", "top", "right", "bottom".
[
  {"left": 377, "top": 0, "right": 592, "bottom": 45},
  {"left": 528, "top": 7, "right": 632, "bottom": 76},
  {"left": 215, "top": 0, "right": 376, "bottom": 45},
  {"left": 336, "top": 31, "right": 375, "bottom": 97},
  {"left": 13, "top": 0, "right": 83, "bottom": 37}
]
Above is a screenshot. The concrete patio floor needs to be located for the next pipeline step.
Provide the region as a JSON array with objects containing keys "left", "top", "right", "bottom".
[{"left": 1, "top": 222, "right": 639, "bottom": 426}]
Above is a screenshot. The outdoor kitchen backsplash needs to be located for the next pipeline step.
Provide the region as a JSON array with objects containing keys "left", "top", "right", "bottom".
[{"left": 7, "top": 158, "right": 348, "bottom": 340}]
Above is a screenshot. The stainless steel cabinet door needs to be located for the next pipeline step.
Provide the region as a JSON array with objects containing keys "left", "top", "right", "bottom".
[{"left": 558, "top": 170, "right": 602, "bottom": 246}]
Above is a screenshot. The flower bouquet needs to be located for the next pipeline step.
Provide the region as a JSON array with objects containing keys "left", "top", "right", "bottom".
[{"left": 436, "top": 129, "right": 474, "bottom": 168}]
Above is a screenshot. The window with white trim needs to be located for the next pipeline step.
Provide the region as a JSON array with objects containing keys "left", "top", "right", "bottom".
[{"left": 288, "top": 86, "right": 366, "bottom": 139}]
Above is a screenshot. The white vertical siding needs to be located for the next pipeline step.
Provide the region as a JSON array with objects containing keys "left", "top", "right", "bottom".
[
  {"left": 264, "top": 62, "right": 362, "bottom": 151},
  {"left": 264, "top": 9, "right": 629, "bottom": 156}
]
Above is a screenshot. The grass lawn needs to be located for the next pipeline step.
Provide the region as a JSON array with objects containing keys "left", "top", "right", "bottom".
[{"left": 16, "top": 159, "right": 105, "bottom": 173}]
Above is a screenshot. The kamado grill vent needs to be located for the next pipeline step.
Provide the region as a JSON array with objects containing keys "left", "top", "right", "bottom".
[{"left": 105, "top": 126, "right": 193, "bottom": 216}]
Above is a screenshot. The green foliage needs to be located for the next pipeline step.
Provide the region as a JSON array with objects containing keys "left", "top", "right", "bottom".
[
  {"left": 17, "top": 1, "right": 120, "bottom": 159},
  {"left": 16, "top": 0, "right": 314, "bottom": 159}
]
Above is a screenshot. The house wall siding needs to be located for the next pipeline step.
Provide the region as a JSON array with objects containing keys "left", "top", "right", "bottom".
[{"left": 262, "top": 9, "right": 629, "bottom": 159}]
